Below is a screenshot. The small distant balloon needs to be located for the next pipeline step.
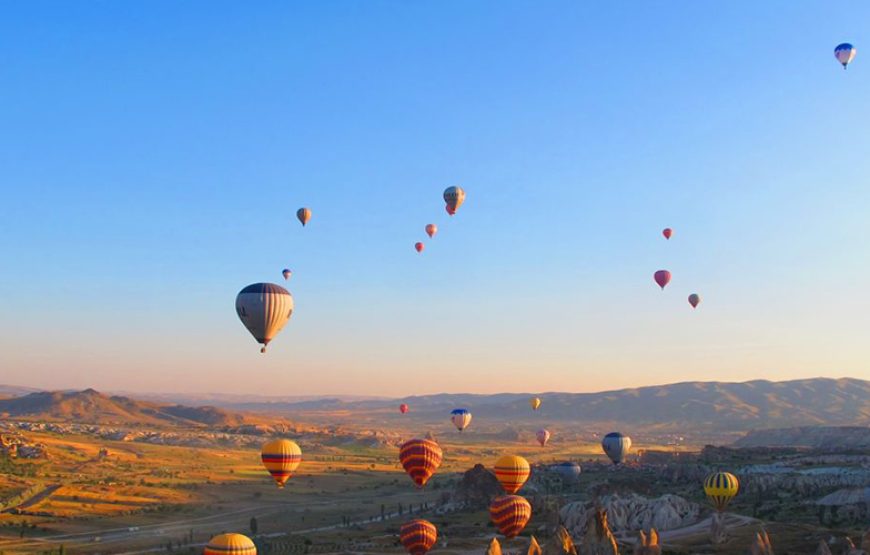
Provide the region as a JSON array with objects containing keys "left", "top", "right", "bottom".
[
  {"left": 529, "top": 397, "right": 541, "bottom": 411},
  {"left": 835, "top": 43, "right": 856, "bottom": 69},
  {"left": 536, "top": 429, "right": 550, "bottom": 447},
  {"left": 688, "top": 293, "right": 701, "bottom": 308},
  {"left": 450, "top": 408, "right": 472, "bottom": 432},
  {"left": 443, "top": 186, "right": 466, "bottom": 216},
  {"left": 654, "top": 270, "right": 671, "bottom": 290},
  {"left": 282, "top": 269, "right": 292, "bottom": 281},
  {"left": 399, "top": 403, "right": 409, "bottom": 414},
  {"left": 296, "top": 207, "right": 312, "bottom": 226},
  {"left": 425, "top": 224, "right": 437, "bottom": 238},
  {"left": 415, "top": 242, "right": 424, "bottom": 253},
  {"left": 602, "top": 432, "right": 632, "bottom": 465},
  {"left": 662, "top": 228, "right": 673, "bottom": 240}
]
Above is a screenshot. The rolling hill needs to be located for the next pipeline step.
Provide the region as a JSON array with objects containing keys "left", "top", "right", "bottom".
[{"left": 0, "top": 388, "right": 251, "bottom": 427}]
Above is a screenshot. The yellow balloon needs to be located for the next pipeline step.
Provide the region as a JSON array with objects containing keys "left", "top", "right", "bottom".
[
  {"left": 204, "top": 533, "right": 257, "bottom": 555},
  {"left": 493, "top": 455, "right": 530, "bottom": 494},
  {"left": 261, "top": 439, "right": 302, "bottom": 488},
  {"left": 529, "top": 397, "right": 541, "bottom": 411},
  {"left": 704, "top": 471, "right": 739, "bottom": 511}
]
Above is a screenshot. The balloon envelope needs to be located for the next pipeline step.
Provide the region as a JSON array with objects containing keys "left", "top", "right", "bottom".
[
  {"left": 494, "top": 455, "right": 530, "bottom": 494},
  {"left": 654, "top": 270, "right": 671, "bottom": 290},
  {"left": 443, "top": 186, "right": 466, "bottom": 214},
  {"left": 400, "top": 519, "right": 437, "bottom": 555},
  {"left": 835, "top": 43, "right": 856, "bottom": 68},
  {"left": 282, "top": 269, "right": 292, "bottom": 280},
  {"left": 399, "top": 403, "right": 409, "bottom": 414},
  {"left": 399, "top": 438, "right": 443, "bottom": 487},
  {"left": 536, "top": 429, "right": 551, "bottom": 447},
  {"left": 549, "top": 461, "right": 582, "bottom": 482},
  {"left": 450, "top": 408, "right": 472, "bottom": 431},
  {"left": 261, "top": 439, "right": 302, "bottom": 488},
  {"left": 529, "top": 397, "right": 541, "bottom": 411},
  {"left": 688, "top": 293, "right": 701, "bottom": 308},
  {"left": 490, "top": 495, "right": 532, "bottom": 538},
  {"left": 296, "top": 207, "right": 312, "bottom": 226},
  {"left": 662, "top": 228, "right": 673, "bottom": 240},
  {"left": 602, "top": 432, "right": 632, "bottom": 465},
  {"left": 236, "top": 283, "right": 294, "bottom": 353},
  {"left": 415, "top": 242, "right": 424, "bottom": 253},
  {"left": 204, "top": 534, "right": 257, "bottom": 555},
  {"left": 425, "top": 224, "right": 437, "bottom": 238},
  {"left": 704, "top": 471, "right": 739, "bottom": 511}
]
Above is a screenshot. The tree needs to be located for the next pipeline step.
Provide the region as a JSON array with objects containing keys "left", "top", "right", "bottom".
[{"left": 250, "top": 517, "right": 258, "bottom": 535}]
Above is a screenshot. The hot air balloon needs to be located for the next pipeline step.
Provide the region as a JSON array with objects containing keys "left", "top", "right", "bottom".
[
  {"left": 494, "top": 455, "right": 530, "bottom": 494},
  {"left": 399, "top": 438, "right": 443, "bottom": 487},
  {"left": 296, "top": 207, "right": 312, "bottom": 226},
  {"left": 450, "top": 408, "right": 472, "bottom": 432},
  {"left": 443, "top": 186, "right": 466, "bottom": 215},
  {"left": 688, "top": 293, "right": 701, "bottom": 308},
  {"left": 399, "top": 403, "right": 409, "bottom": 414},
  {"left": 261, "top": 439, "right": 302, "bottom": 488},
  {"left": 282, "top": 269, "right": 292, "bottom": 281},
  {"left": 415, "top": 242, "right": 424, "bottom": 253},
  {"left": 490, "top": 495, "right": 532, "bottom": 538},
  {"left": 662, "top": 228, "right": 673, "bottom": 240},
  {"left": 400, "top": 519, "right": 437, "bottom": 555},
  {"left": 549, "top": 461, "right": 582, "bottom": 482},
  {"left": 529, "top": 397, "right": 541, "bottom": 411},
  {"left": 204, "top": 533, "right": 257, "bottom": 555},
  {"left": 653, "top": 270, "right": 671, "bottom": 290},
  {"left": 236, "top": 283, "right": 294, "bottom": 353},
  {"left": 704, "top": 471, "right": 739, "bottom": 511},
  {"left": 835, "top": 43, "right": 856, "bottom": 69},
  {"left": 536, "top": 429, "right": 551, "bottom": 447},
  {"left": 446, "top": 205, "right": 456, "bottom": 216},
  {"left": 602, "top": 432, "right": 632, "bottom": 465},
  {"left": 425, "top": 224, "right": 437, "bottom": 238}
]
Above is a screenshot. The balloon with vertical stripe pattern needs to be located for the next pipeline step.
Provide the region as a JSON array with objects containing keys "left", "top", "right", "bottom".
[
  {"left": 602, "top": 432, "right": 631, "bottom": 465},
  {"left": 236, "top": 283, "right": 294, "bottom": 353},
  {"left": 494, "top": 455, "right": 530, "bottom": 494},
  {"left": 296, "top": 207, "right": 312, "bottom": 226},
  {"left": 203, "top": 533, "right": 257, "bottom": 555},
  {"left": 400, "top": 519, "right": 437, "bottom": 555},
  {"left": 704, "top": 471, "right": 739, "bottom": 511},
  {"left": 261, "top": 439, "right": 302, "bottom": 488},
  {"left": 399, "top": 438, "right": 443, "bottom": 487},
  {"left": 489, "top": 495, "right": 532, "bottom": 538}
]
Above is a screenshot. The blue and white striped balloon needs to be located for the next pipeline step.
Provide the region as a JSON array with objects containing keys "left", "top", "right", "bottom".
[{"left": 835, "top": 43, "right": 856, "bottom": 69}]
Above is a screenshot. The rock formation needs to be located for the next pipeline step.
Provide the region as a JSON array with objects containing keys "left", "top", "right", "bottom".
[
  {"left": 455, "top": 464, "right": 503, "bottom": 508},
  {"left": 710, "top": 511, "right": 727, "bottom": 545},
  {"left": 528, "top": 535, "right": 543, "bottom": 555},
  {"left": 486, "top": 537, "right": 502, "bottom": 555},
  {"left": 579, "top": 509, "right": 619, "bottom": 555},
  {"left": 633, "top": 529, "right": 661, "bottom": 555},
  {"left": 543, "top": 526, "right": 578, "bottom": 555},
  {"left": 748, "top": 529, "right": 773, "bottom": 555},
  {"left": 561, "top": 493, "right": 699, "bottom": 537}
]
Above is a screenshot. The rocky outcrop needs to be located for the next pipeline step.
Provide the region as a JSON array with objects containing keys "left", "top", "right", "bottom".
[
  {"left": 748, "top": 529, "right": 773, "bottom": 555},
  {"left": 580, "top": 509, "right": 618, "bottom": 555},
  {"left": 561, "top": 494, "right": 700, "bottom": 537},
  {"left": 486, "top": 537, "right": 502, "bottom": 555},
  {"left": 454, "top": 464, "right": 503, "bottom": 509},
  {"left": 543, "top": 526, "right": 578, "bottom": 555},
  {"left": 528, "top": 535, "right": 542, "bottom": 555},
  {"left": 633, "top": 529, "right": 661, "bottom": 555},
  {"left": 710, "top": 511, "right": 727, "bottom": 545}
]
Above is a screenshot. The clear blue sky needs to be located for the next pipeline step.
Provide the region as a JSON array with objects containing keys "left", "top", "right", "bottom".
[{"left": 2, "top": 1, "right": 869, "bottom": 396}]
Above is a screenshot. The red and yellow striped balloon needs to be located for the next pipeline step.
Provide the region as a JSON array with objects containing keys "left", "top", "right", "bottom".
[
  {"left": 490, "top": 495, "right": 532, "bottom": 538},
  {"left": 203, "top": 533, "right": 257, "bottom": 555},
  {"left": 494, "top": 455, "right": 530, "bottom": 494},
  {"left": 399, "top": 438, "right": 443, "bottom": 487},
  {"left": 261, "top": 439, "right": 302, "bottom": 488},
  {"left": 400, "top": 519, "right": 437, "bottom": 555}
]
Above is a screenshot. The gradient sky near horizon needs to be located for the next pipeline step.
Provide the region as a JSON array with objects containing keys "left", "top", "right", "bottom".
[{"left": 2, "top": 1, "right": 869, "bottom": 397}]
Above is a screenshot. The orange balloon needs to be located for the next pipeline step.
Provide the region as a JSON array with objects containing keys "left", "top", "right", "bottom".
[
  {"left": 415, "top": 242, "right": 424, "bottom": 253},
  {"left": 425, "top": 224, "right": 437, "bottom": 238}
]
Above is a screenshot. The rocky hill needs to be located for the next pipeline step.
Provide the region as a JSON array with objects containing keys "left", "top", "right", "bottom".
[{"left": 0, "top": 389, "right": 251, "bottom": 427}]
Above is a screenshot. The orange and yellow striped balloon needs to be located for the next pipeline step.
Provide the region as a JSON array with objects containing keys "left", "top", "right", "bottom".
[
  {"left": 399, "top": 438, "right": 443, "bottom": 487},
  {"left": 490, "top": 495, "right": 532, "bottom": 538},
  {"left": 494, "top": 455, "right": 530, "bottom": 494},
  {"left": 400, "top": 519, "right": 437, "bottom": 555},
  {"left": 261, "top": 439, "right": 302, "bottom": 488},
  {"left": 203, "top": 533, "right": 257, "bottom": 555}
]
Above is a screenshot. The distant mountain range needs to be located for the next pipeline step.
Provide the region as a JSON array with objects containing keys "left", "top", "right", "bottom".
[
  {"left": 0, "top": 388, "right": 252, "bottom": 427},
  {"left": 0, "top": 378, "right": 867, "bottom": 433}
]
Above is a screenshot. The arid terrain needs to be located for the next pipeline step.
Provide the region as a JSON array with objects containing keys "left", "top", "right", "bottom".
[{"left": 1, "top": 379, "right": 869, "bottom": 554}]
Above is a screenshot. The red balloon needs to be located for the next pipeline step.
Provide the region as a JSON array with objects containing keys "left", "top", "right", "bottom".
[
  {"left": 415, "top": 242, "right": 424, "bottom": 253},
  {"left": 400, "top": 519, "right": 437, "bottom": 555},
  {"left": 445, "top": 205, "right": 456, "bottom": 216},
  {"left": 654, "top": 270, "right": 671, "bottom": 290},
  {"left": 399, "top": 403, "right": 409, "bottom": 414},
  {"left": 662, "top": 228, "right": 673, "bottom": 240}
]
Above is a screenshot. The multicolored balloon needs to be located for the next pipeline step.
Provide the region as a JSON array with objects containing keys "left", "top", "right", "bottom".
[
  {"left": 529, "top": 397, "right": 541, "bottom": 411},
  {"left": 204, "top": 533, "right": 257, "bottom": 555},
  {"left": 704, "top": 471, "right": 739, "bottom": 511},
  {"left": 490, "top": 495, "right": 532, "bottom": 538},
  {"left": 443, "top": 186, "right": 466, "bottom": 215},
  {"left": 296, "top": 207, "right": 312, "bottom": 226},
  {"left": 536, "top": 428, "right": 551, "bottom": 447},
  {"left": 450, "top": 408, "right": 472, "bottom": 432},
  {"left": 261, "top": 439, "right": 302, "bottom": 488},
  {"left": 282, "top": 269, "right": 292, "bottom": 281},
  {"left": 688, "top": 293, "right": 701, "bottom": 308},
  {"left": 399, "top": 438, "right": 443, "bottom": 487},
  {"left": 602, "top": 432, "right": 632, "bottom": 465},
  {"left": 399, "top": 403, "right": 409, "bottom": 414},
  {"left": 662, "top": 228, "right": 673, "bottom": 240},
  {"left": 400, "top": 519, "right": 437, "bottom": 555},
  {"left": 835, "top": 43, "right": 856, "bottom": 69},
  {"left": 425, "top": 224, "right": 437, "bottom": 238},
  {"left": 653, "top": 270, "right": 671, "bottom": 290},
  {"left": 494, "top": 455, "right": 530, "bottom": 494},
  {"left": 415, "top": 242, "right": 424, "bottom": 253},
  {"left": 236, "top": 283, "right": 294, "bottom": 353}
]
